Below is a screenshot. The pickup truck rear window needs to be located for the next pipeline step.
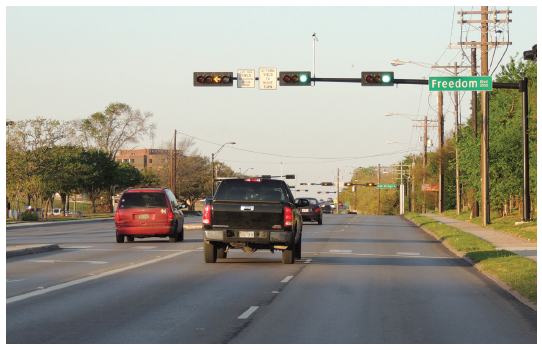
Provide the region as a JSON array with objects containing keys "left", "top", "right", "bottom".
[
  {"left": 119, "top": 192, "right": 169, "bottom": 209},
  {"left": 215, "top": 182, "right": 286, "bottom": 201}
]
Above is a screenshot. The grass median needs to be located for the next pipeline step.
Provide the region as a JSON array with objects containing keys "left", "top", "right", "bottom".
[{"left": 405, "top": 212, "right": 537, "bottom": 304}]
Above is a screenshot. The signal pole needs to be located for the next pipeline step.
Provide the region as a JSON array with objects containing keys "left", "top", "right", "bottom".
[
  {"left": 471, "top": 43, "right": 479, "bottom": 218},
  {"left": 336, "top": 168, "right": 340, "bottom": 214},
  {"left": 377, "top": 164, "right": 380, "bottom": 215}
]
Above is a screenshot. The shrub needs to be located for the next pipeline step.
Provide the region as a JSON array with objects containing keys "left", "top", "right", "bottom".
[{"left": 21, "top": 211, "right": 38, "bottom": 221}]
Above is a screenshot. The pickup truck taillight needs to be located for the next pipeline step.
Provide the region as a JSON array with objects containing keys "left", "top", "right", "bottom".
[
  {"left": 202, "top": 205, "right": 211, "bottom": 225},
  {"left": 315, "top": 207, "right": 321, "bottom": 213},
  {"left": 284, "top": 206, "right": 293, "bottom": 227}
]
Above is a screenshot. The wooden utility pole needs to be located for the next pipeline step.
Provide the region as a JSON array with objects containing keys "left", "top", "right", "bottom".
[
  {"left": 471, "top": 43, "right": 479, "bottom": 218},
  {"left": 412, "top": 116, "right": 438, "bottom": 213},
  {"left": 481, "top": 6, "right": 490, "bottom": 225},
  {"left": 457, "top": 6, "right": 512, "bottom": 224},
  {"left": 438, "top": 91, "right": 444, "bottom": 213},
  {"left": 454, "top": 63, "right": 461, "bottom": 215}
]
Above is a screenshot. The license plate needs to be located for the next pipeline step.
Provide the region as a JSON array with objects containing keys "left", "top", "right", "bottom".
[
  {"left": 302, "top": 209, "right": 309, "bottom": 212},
  {"left": 139, "top": 214, "right": 149, "bottom": 220},
  {"left": 239, "top": 231, "right": 255, "bottom": 238}
]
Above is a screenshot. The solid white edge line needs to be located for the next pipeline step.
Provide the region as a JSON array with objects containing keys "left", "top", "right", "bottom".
[
  {"left": 7, "top": 251, "right": 191, "bottom": 304},
  {"left": 238, "top": 306, "right": 259, "bottom": 319}
]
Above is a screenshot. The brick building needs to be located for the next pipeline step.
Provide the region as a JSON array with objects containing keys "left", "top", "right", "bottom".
[{"left": 115, "top": 149, "right": 177, "bottom": 170}]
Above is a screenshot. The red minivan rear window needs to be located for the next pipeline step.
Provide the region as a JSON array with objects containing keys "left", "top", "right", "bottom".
[{"left": 119, "top": 192, "right": 168, "bottom": 209}]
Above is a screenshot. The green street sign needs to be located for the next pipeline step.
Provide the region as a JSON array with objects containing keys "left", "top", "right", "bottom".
[
  {"left": 429, "top": 76, "right": 492, "bottom": 92},
  {"left": 376, "top": 184, "right": 397, "bottom": 189}
]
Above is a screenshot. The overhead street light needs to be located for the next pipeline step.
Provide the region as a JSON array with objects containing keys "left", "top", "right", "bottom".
[
  {"left": 243, "top": 168, "right": 254, "bottom": 175},
  {"left": 212, "top": 142, "right": 236, "bottom": 194}
]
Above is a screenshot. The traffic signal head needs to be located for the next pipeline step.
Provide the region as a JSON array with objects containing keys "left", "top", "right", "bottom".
[
  {"left": 299, "top": 183, "right": 308, "bottom": 185},
  {"left": 321, "top": 182, "right": 334, "bottom": 186},
  {"left": 344, "top": 182, "right": 353, "bottom": 186},
  {"left": 361, "top": 72, "right": 394, "bottom": 86},
  {"left": 194, "top": 72, "right": 233, "bottom": 86},
  {"left": 367, "top": 183, "right": 375, "bottom": 187},
  {"left": 279, "top": 71, "right": 311, "bottom": 86}
]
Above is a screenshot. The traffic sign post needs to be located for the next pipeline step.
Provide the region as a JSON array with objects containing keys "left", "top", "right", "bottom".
[{"left": 429, "top": 76, "right": 492, "bottom": 91}]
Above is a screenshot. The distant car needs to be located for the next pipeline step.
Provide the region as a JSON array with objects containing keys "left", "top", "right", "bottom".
[
  {"left": 320, "top": 205, "right": 332, "bottom": 214},
  {"left": 114, "top": 186, "right": 184, "bottom": 243},
  {"left": 52, "top": 208, "right": 61, "bottom": 216},
  {"left": 295, "top": 197, "right": 323, "bottom": 225}
]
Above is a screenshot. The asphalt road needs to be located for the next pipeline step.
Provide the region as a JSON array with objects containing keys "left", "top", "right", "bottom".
[{"left": 6, "top": 214, "right": 536, "bottom": 343}]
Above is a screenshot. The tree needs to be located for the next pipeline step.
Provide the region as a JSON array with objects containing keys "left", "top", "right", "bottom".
[
  {"left": 72, "top": 102, "right": 156, "bottom": 157},
  {"left": 79, "top": 149, "right": 119, "bottom": 213},
  {"left": 140, "top": 167, "right": 161, "bottom": 187},
  {"left": 114, "top": 162, "right": 144, "bottom": 194}
]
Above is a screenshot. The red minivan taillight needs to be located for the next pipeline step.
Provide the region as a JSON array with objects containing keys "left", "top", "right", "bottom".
[
  {"left": 115, "top": 211, "right": 120, "bottom": 222},
  {"left": 202, "top": 205, "right": 211, "bottom": 225},
  {"left": 167, "top": 210, "right": 174, "bottom": 220},
  {"left": 284, "top": 206, "right": 293, "bottom": 227}
]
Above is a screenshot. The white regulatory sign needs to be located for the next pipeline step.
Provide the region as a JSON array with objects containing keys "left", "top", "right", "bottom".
[
  {"left": 237, "top": 69, "right": 255, "bottom": 88},
  {"left": 259, "top": 67, "right": 277, "bottom": 90}
]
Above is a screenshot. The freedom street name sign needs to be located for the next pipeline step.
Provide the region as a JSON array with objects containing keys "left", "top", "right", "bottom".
[{"left": 429, "top": 77, "right": 492, "bottom": 92}]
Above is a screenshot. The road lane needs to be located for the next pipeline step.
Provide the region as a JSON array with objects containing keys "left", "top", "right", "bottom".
[{"left": 6, "top": 214, "right": 537, "bottom": 343}]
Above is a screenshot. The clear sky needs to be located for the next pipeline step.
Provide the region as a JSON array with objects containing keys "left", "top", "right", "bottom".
[{"left": 4, "top": 4, "right": 538, "bottom": 199}]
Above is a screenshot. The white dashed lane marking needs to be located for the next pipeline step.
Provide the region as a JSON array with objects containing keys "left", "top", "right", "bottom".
[
  {"left": 31, "top": 260, "right": 108, "bottom": 264},
  {"left": 281, "top": 276, "right": 294, "bottom": 283},
  {"left": 238, "top": 306, "right": 258, "bottom": 319}
]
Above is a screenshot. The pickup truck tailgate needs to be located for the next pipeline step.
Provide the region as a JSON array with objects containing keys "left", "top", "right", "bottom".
[{"left": 212, "top": 201, "right": 283, "bottom": 230}]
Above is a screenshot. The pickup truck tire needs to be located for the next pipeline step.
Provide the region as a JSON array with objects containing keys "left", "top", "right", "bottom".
[
  {"left": 282, "top": 245, "right": 295, "bottom": 264},
  {"left": 204, "top": 242, "right": 218, "bottom": 263},
  {"left": 116, "top": 231, "right": 125, "bottom": 243},
  {"left": 217, "top": 247, "right": 227, "bottom": 259},
  {"left": 177, "top": 226, "right": 184, "bottom": 242},
  {"left": 318, "top": 218, "right": 322, "bottom": 225},
  {"left": 294, "top": 240, "right": 302, "bottom": 260}
]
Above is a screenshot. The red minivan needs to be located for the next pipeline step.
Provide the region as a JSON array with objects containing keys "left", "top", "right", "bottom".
[{"left": 114, "top": 187, "right": 184, "bottom": 243}]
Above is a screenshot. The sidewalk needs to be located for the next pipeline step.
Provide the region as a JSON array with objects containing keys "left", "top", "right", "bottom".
[{"left": 421, "top": 213, "right": 537, "bottom": 263}]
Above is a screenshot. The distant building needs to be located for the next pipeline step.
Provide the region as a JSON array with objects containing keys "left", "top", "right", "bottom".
[{"left": 115, "top": 149, "right": 180, "bottom": 170}]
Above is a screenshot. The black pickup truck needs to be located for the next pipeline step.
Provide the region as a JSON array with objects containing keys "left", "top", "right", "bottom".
[{"left": 202, "top": 178, "right": 303, "bottom": 264}]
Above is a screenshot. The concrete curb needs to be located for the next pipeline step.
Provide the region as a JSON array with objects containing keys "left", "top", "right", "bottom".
[
  {"left": 403, "top": 216, "right": 536, "bottom": 312},
  {"left": 7, "top": 244, "right": 60, "bottom": 258}
]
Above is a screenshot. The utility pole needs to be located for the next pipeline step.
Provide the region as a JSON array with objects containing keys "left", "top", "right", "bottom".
[
  {"left": 412, "top": 116, "right": 438, "bottom": 213},
  {"left": 173, "top": 130, "right": 177, "bottom": 197},
  {"left": 377, "top": 164, "right": 380, "bottom": 215},
  {"left": 438, "top": 91, "right": 444, "bottom": 213},
  {"left": 471, "top": 43, "right": 479, "bottom": 218},
  {"left": 455, "top": 62, "right": 461, "bottom": 215},
  {"left": 481, "top": 6, "right": 490, "bottom": 225},
  {"left": 457, "top": 6, "right": 512, "bottom": 224}
]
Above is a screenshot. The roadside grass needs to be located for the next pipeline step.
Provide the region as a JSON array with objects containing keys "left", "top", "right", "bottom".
[
  {"left": 405, "top": 212, "right": 537, "bottom": 304},
  {"left": 438, "top": 209, "right": 537, "bottom": 243},
  {"left": 6, "top": 212, "right": 114, "bottom": 224}
]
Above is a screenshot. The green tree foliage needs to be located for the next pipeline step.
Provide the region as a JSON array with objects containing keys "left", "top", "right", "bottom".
[
  {"left": 139, "top": 167, "right": 161, "bottom": 187},
  {"left": 79, "top": 149, "right": 119, "bottom": 213}
]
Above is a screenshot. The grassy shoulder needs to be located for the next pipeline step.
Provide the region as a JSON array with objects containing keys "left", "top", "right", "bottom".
[
  {"left": 438, "top": 209, "right": 537, "bottom": 243},
  {"left": 405, "top": 212, "right": 537, "bottom": 304}
]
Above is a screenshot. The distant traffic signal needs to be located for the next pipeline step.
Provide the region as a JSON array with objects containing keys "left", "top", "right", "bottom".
[
  {"left": 321, "top": 182, "right": 334, "bottom": 186},
  {"left": 300, "top": 183, "right": 308, "bottom": 185},
  {"left": 194, "top": 72, "right": 234, "bottom": 86},
  {"left": 279, "top": 71, "right": 311, "bottom": 86},
  {"left": 344, "top": 182, "right": 353, "bottom": 186},
  {"left": 367, "top": 183, "right": 375, "bottom": 187},
  {"left": 361, "top": 72, "right": 394, "bottom": 86}
]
